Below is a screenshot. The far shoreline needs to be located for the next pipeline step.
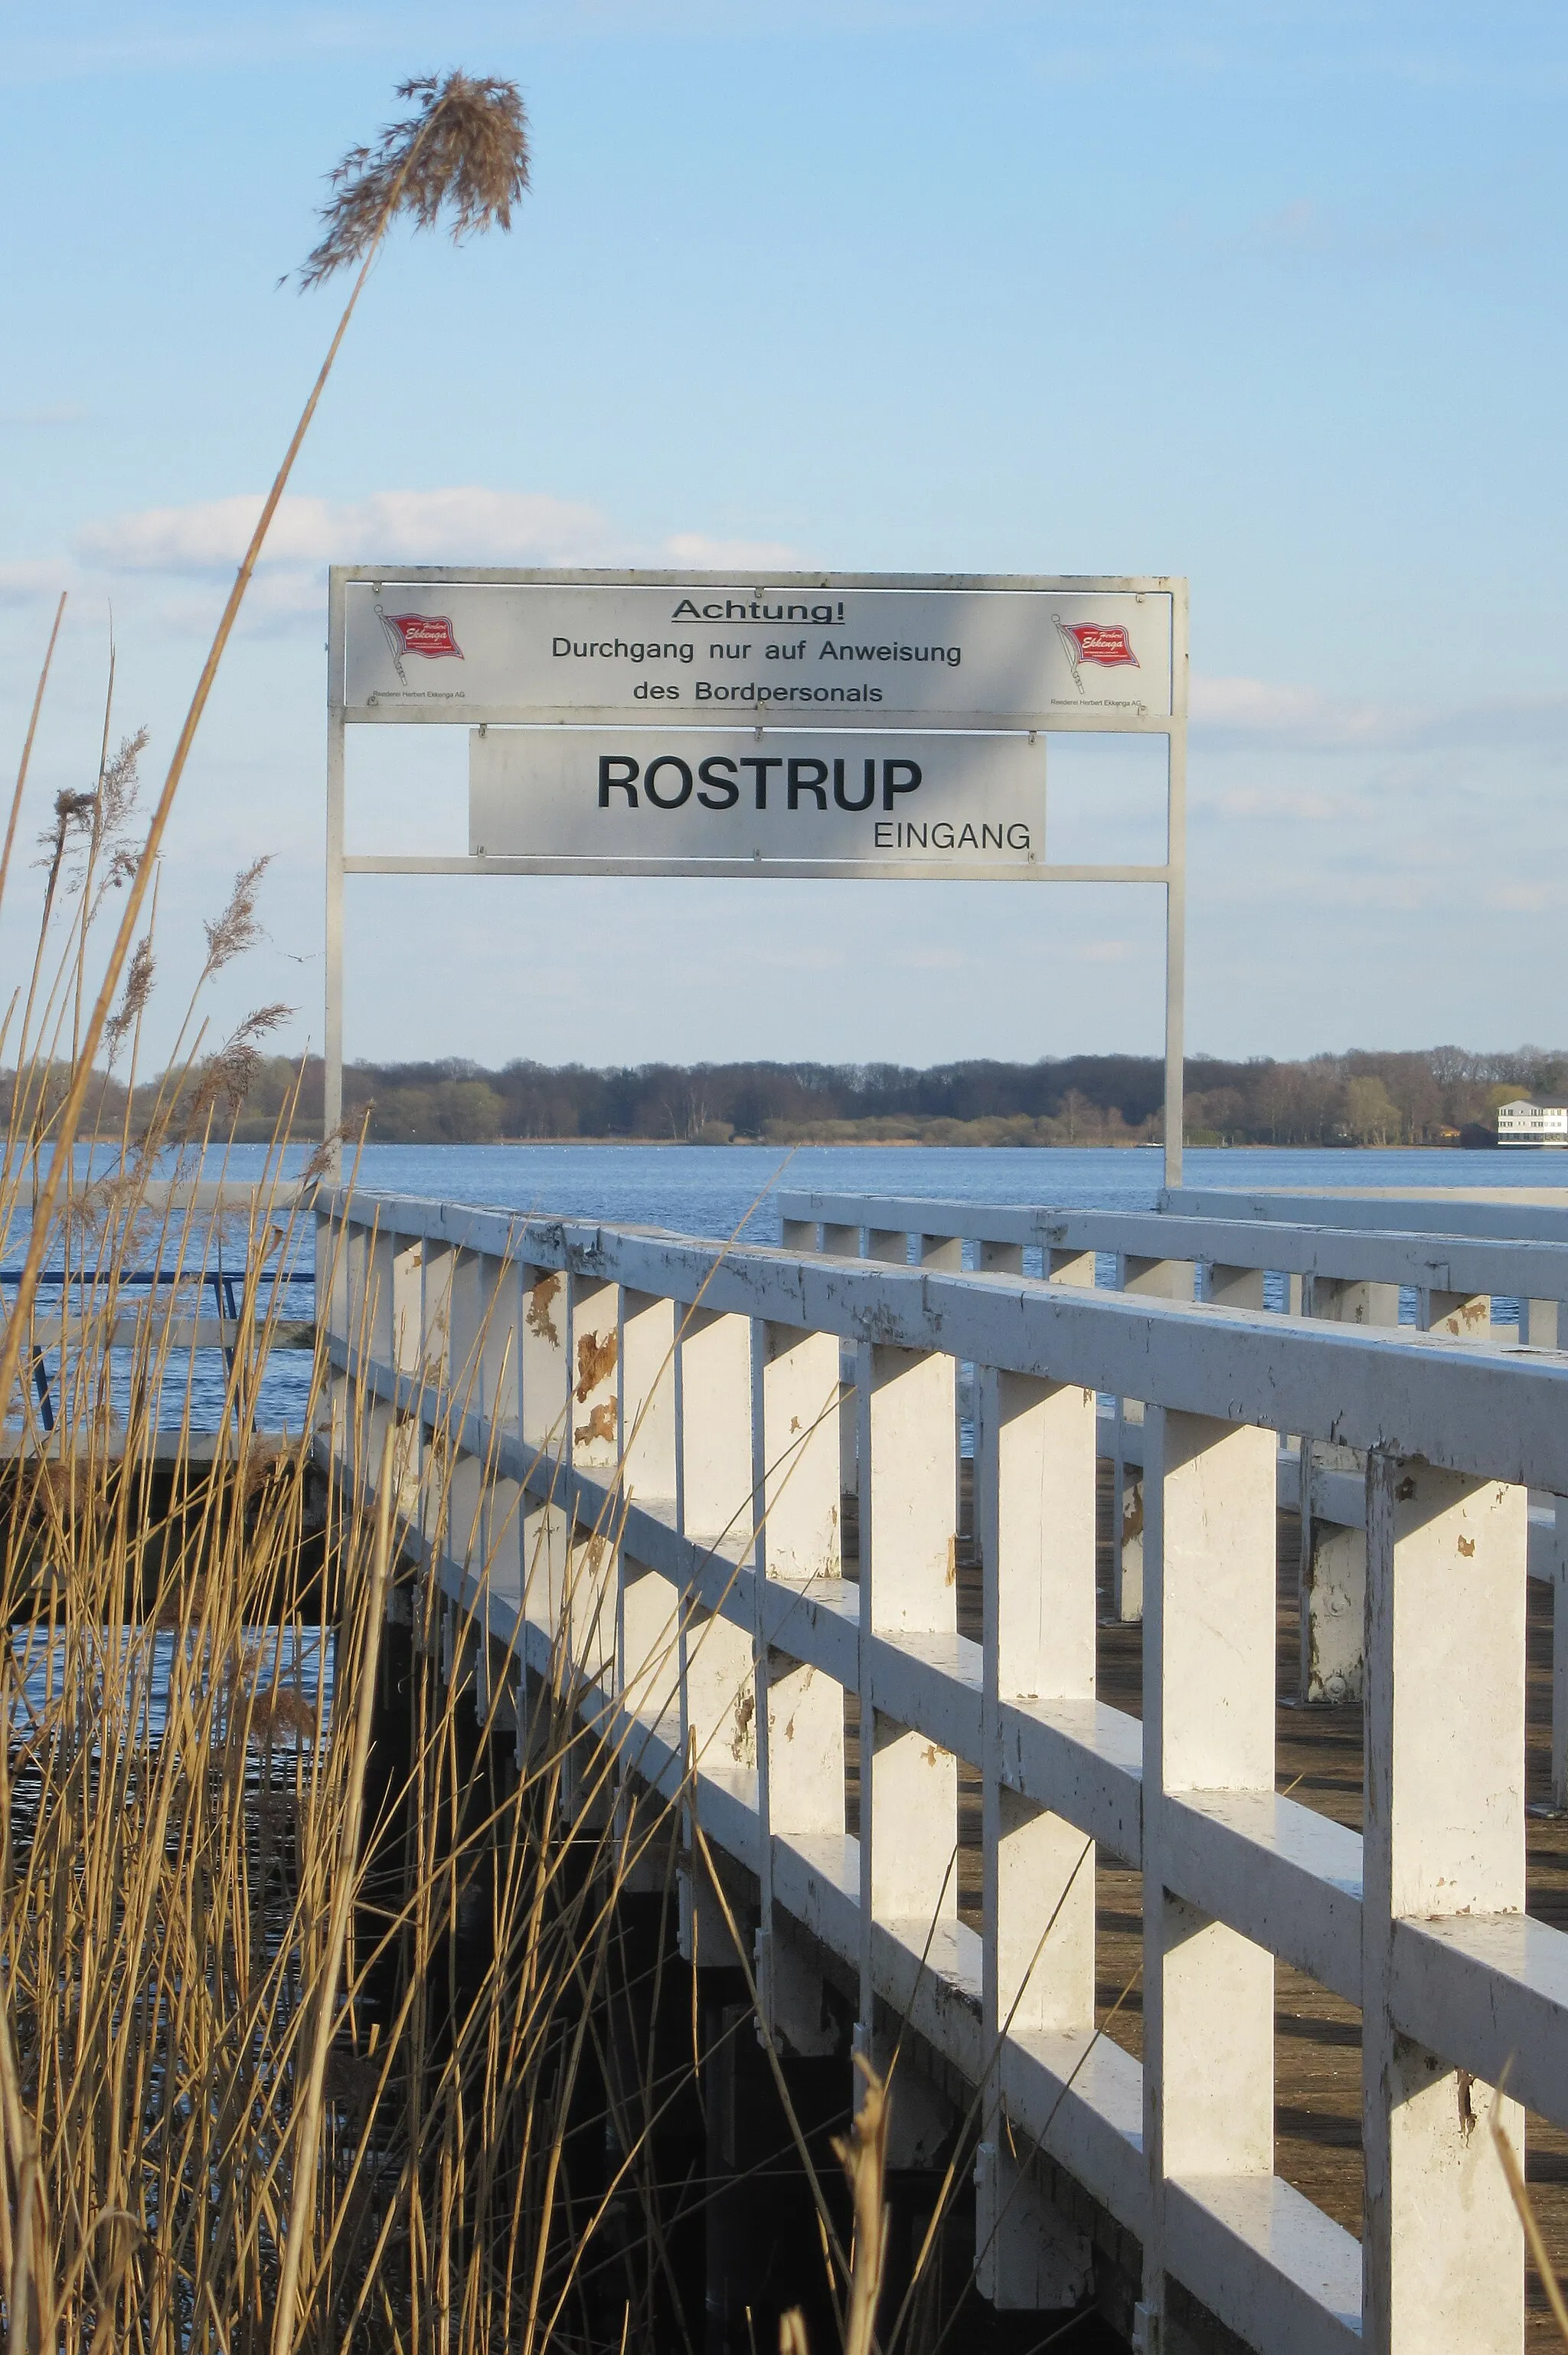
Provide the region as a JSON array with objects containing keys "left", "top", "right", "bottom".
[{"left": 335, "top": 1134, "right": 1529, "bottom": 1153}]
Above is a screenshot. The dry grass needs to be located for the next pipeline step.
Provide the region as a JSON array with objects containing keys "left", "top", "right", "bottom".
[
  {"left": 0, "top": 885, "right": 1042, "bottom": 2355},
  {"left": 0, "top": 1192, "right": 720, "bottom": 2350},
  {"left": 0, "top": 70, "right": 1004, "bottom": 2351},
  {"left": 0, "top": 551, "right": 711, "bottom": 2351}
]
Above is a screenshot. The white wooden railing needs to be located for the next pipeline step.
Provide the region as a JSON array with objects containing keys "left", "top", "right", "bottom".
[
  {"left": 316, "top": 1188, "right": 1568, "bottom": 2355},
  {"left": 777, "top": 1188, "right": 1568, "bottom": 1804}
]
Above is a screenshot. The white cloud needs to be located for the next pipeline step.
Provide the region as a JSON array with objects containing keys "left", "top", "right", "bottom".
[
  {"left": 1191, "top": 672, "right": 1399, "bottom": 745},
  {"left": 0, "top": 561, "right": 67, "bottom": 607},
  {"left": 1065, "top": 940, "right": 1138, "bottom": 965},
  {"left": 1200, "top": 781, "right": 1346, "bottom": 822},
  {"left": 892, "top": 945, "right": 965, "bottom": 971},
  {"left": 662, "top": 531, "right": 805, "bottom": 568},
  {"left": 5, "top": 2, "right": 1054, "bottom": 87},
  {"left": 1251, "top": 197, "right": 1328, "bottom": 250},
  {"left": 1193, "top": 670, "right": 1568, "bottom": 757},
  {"left": 1484, "top": 881, "right": 1568, "bottom": 914},
  {"left": 74, "top": 490, "right": 806, "bottom": 606},
  {"left": 1241, "top": 195, "right": 1494, "bottom": 263},
  {"left": 77, "top": 487, "right": 621, "bottom": 573},
  {"left": 1, "top": 402, "right": 90, "bottom": 428}
]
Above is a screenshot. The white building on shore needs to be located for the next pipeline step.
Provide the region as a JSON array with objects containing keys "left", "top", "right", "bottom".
[{"left": 1496, "top": 1097, "right": 1568, "bottom": 1146}]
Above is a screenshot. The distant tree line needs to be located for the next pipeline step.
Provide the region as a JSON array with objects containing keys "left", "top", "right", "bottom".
[{"left": 41, "top": 1043, "right": 1553, "bottom": 1147}]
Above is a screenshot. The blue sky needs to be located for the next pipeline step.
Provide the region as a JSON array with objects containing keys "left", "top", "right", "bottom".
[{"left": 3, "top": 2, "right": 1566, "bottom": 1071}]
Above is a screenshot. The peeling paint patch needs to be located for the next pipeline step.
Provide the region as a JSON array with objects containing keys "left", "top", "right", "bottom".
[
  {"left": 526, "top": 1273, "right": 560, "bottom": 1346},
  {"left": 575, "top": 1328, "right": 617, "bottom": 1402},
  {"left": 575, "top": 1401, "right": 616, "bottom": 1446}
]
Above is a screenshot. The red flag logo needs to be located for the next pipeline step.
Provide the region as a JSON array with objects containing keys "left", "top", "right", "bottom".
[
  {"left": 383, "top": 612, "right": 464, "bottom": 659},
  {"left": 1060, "top": 622, "right": 1137, "bottom": 669}
]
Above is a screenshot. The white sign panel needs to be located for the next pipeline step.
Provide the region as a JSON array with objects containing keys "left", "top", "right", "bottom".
[
  {"left": 343, "top": 574, "right": 1173, "bottom": 728},
  {"left": 468, "top": 728, "right": 1048, "bottom": 875}
]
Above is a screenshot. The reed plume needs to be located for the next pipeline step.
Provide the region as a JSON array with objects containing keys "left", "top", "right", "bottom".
[{"left": 299, "top": 74, "right": 530, "bottom": 287}]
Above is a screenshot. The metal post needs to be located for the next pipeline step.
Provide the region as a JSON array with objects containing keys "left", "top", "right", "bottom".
[
  {"left": 1162, "top": 584, "right": 1189, "bottom": 1192},
  {"left": 1164, "top": 871, "right": 1184, "bottom": 1192},
  {"left": 325, "top": 567, "right": 346, "bottom": 1169}
]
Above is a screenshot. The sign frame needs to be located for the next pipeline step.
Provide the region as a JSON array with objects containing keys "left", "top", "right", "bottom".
[{"left": 326, "top": 566, "right": 1190, "bottom": 1183}]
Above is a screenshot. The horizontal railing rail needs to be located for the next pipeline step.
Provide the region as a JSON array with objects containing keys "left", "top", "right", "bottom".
[
  {"left": 775, "top": 1187, "right": 1568, "bottom": 1794},
  {"left": 1164, "top": 1182, "right": 1568, "bottom": 1247},
  {"left": 773, "top": 1186, "right": 1568, "bottom": 1323},
  {"left": 318, "top": 1187, "right": 1568, "bottom": 2354}
]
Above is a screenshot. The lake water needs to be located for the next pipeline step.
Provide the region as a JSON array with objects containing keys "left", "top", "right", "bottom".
[
  {"left": 230, "top": 1139, "right": 1568, "bottom": 1243},
  {"left": 22, "top": 1143, "right": 1568, "bottom": 1434}
]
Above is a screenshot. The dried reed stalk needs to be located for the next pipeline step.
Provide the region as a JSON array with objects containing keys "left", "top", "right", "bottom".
[
  {"left": 0, "top": 714, "right": 974, "bottom": 2349},
  {"left": 1491, "top": 2082, "right": 1568, "bottom": 2343},
  {"left": 0, "top": 594, "right": 66, "bottom": 923},
  {"left": 834, "top": 2055, "right": 890, "bottom": 2355},
  {"left": 0, "top": 72, "right": 531, "bottom": 1480},
  {"left": 269, "top": 1424, "right": 393, "bottom": 2355},
  {"left": 0, "top": 667, "right": 706, "bottom": 2352}
]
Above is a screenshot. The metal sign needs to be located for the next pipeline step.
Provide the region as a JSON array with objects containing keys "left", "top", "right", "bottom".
[
  {"left": 468, "top": 727, "right": 1048, "bottom": 877},
  {"left": 326, "top": 567, "right": 1190, "bottom": 1182},
  {"left": 342, "top": 574, "right": 1174, "bottom": 728}
]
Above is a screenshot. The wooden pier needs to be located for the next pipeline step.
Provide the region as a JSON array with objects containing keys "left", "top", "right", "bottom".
[{"left": 312, "top": 1179, "right": 1568, "bottom": 2355}]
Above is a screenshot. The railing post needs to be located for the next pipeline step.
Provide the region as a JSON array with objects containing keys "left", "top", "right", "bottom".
[
  {"left": 446, "top": 1245, "right": 485, "bottom": 1409},
  {"left": 1141, "top": 1409, "right": 1277, "bottom": 2348},
  {"left": 410, "top": 1241, "right": 456, "bottom": 1553},
  {"left": 1205, "top": 1262, "right": 1266, "bottom": 1310},
  {"left": 361, "top": 1225, "right": 394, "bottom": 1366},
  {"left": 1362, "top": 1454, "right": 1526, "bottom": 2353},
  {"left": 1418, "top": 1287, "right": 1497, "bottom": 1341},
  {"left": 1297, "top": 1274, "right": 1402, "bottom": 1704},
  {"left": 483, "top": 1252, "right": 521, "bottom": 1434},
  {"left": 520, "top": 1262, "right": 568, "bottom": 1457},
  {"left": 1523, "top": 1297, "right": 1561, "bottom": 1351},
  {"left": 753, "top": 1317, "right": 845, "bottom": 2043},
  {"left": 422, "top": 1240, "right": 456, "bottom": 1396},
  {"left": 316, "top": 1206, "right": 354, "bottom": 1474},
  {"left": 618, "top": 1288, "right": 680, "bottom": 1732},
  {"left": 443, "top": 1247, "right": 492, "bottom": 1591},
  {"left": 858, "top": 1338, "right": 958, "bottom": 2057},
  {"left": 976, "top": 1363, "right": 1096, "bottom": 2305},
  {"left": 677, "top": 1305, "right": 759, "bottom": 1964},
  {"left": 757, "top": 1322, "right": 843, "bottom": 1588},
  {"left": 1113, "top": 1257, "right": 1195, "bottom": 1623},
  {"left": 919, "top": 1233, "right": 964, "bottom": 1272},
  {"left": 820, "top": 1223, "right": 863, "bottom": 1506},
  {"left": 919, "top": 1234, "right": 968, "bottom": 1490},
  {"left": 1547, "top": 1503, "right": 1568, "bottom": 1817},
  {"left": 516, "top": 1258, "right": 570, "bottom": 1729},
  {"left": 451, "top": 1247, "right": 522, "bottom": 1598},
  {"left": 1518, "top": 1297, "right": 1568, "bottom": 1799},
  {"left": 566, "top": 1270, "right": 620, "bottom": 1694},
  {"left": 391, "top": 1238, "right": 423, "bottom": 1378}
]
